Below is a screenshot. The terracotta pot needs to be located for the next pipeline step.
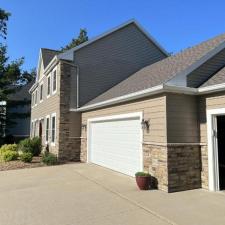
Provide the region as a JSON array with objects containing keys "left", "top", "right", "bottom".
[{"left": 135, "top": 175, "right": 151, "bottom": 190}]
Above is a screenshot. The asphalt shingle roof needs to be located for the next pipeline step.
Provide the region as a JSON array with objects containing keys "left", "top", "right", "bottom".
[
  {"left": 84, "top": 32, "right": 225, "bottom": 106},
  {"left": 201, "top": 66, "right": 225, "bottom": 87}
]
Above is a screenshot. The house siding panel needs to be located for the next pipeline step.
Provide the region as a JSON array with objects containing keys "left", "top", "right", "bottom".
[
  {"left": 73, "top": 23, "right": 167, "bottom": 107},
  {"left": 166, "top": 93, "right": 199, "bottom": 143}
]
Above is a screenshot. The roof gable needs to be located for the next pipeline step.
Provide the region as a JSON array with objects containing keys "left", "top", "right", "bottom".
[{"left": 58, "top": 19, "right": 169, "bottom": 61}]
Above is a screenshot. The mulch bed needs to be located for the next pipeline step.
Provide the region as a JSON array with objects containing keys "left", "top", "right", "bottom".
[{"left": 0, "top": 156, "right": 45, "bottom": 171}]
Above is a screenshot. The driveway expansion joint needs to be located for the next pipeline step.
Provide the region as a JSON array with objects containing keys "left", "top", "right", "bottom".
[{"left": 74, "top": 169, "right": 178, "bottom": 225}]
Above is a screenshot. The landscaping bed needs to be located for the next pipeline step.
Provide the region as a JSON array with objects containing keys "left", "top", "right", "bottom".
[
  {"left": 0, "top": 137, "right": 59, "bottom": 171},
  {"left": 0, "top": 156, "right": 44, "bottom": 171}
]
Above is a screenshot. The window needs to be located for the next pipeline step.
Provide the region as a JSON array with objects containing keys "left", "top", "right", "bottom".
[
  {"left": 52, "top": 70, "right": 57, "bottom": 94},
  {"left": 31, "top": 121, "right": 34, "bottom": 137},
  {"left": 51, "top": 113, "right": 56, "bottom": 145},
  {"left": 35, "top": 90, "right": 38, "bottom": 105},
  {"left": 47, "top": 75, "right": 51, "bottom": 97},
  {"left": 40, "top": 83, "right": 43, "bottom": 101},
  {"left": 31, "top": 93, "right": 34, "bottom": 106},
  {"left": 45, "top": 116, "right": 50, "bottom": 143}
]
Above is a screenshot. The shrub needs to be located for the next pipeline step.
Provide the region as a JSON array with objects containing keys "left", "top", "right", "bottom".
[
  {"left": 18, "top": 137, "right": 41, "bottom": 156},
  {"left": 0, "top": 144, "right": 17, "bottom": 153},
  {"left": 20, "top": 152, "right": 33, "bottom": 163},
  {"left": 135, "top": 172, "right": 150, "bottom": 177},
  {"left": 2, "top": 150, "right": 19, "bottom": 162},
  {"left": 42, "top": 152, "right": 58, "bottom": 165}
]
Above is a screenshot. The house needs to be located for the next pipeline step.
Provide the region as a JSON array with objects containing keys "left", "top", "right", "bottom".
[
  {"left": 30, "top": 19, "right": 225, "bottom": 193},
  {"left": 0, "top": 82, "right": 32, "bottom": 143}
]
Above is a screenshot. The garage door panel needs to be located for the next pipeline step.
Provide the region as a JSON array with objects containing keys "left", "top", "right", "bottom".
[{"left": 89, "top": 114, "right": 142, "bottom": 176}]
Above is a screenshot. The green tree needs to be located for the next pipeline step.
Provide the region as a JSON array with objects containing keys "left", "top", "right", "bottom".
[
  {"left": 0, "top": 8, "right": 35, "bottom": 142},
  {"left": 0, "top": 9, "right": 10, "bottom": 39},
  {"left": 61, "top": 28, "right": 88, "bottom": 52}
]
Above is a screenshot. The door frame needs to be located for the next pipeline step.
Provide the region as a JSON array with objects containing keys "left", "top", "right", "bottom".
[
  {"left": 87, "top": 112, "right": 143, "bottom": 173},
  {"left": 207, "top": 108, "right": 225, "bottom": 191}
]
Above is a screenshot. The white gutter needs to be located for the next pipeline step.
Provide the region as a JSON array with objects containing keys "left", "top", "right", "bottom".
[
  {"left": 198, "top": 83, "right": 225, "bottom": 94},
  {"left": 72, "top": 83, "right": 225, "bottom": 112},
  {"left": 72, "top": 85, "right": 164, "bottom": 112}
]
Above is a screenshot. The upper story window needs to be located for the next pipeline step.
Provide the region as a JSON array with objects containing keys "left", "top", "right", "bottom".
[
  {"left": 51, "top": 113, "right": 56, "bottom": 145},
  {"left": 47, "top": 75, "right": 51, "bottom": 97},
  {"left": 52, "top": 70, "right": 57, "bottom": 94},
  {"left": 31, "top": 93, "right": 34, "bottom": 106},
  {"left": 45, "top": 116, "right": 50, "bottom": 143},
  {"left": 35, "top": 90, "right": 38, "bottom": 105},
  {"left": 40, "top": 83, "right": 43, "bottom": 102}
]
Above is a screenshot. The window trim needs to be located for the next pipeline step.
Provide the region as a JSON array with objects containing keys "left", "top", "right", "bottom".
[
  {"left": 47, "top": 74, "right": 51, "bottom": 98},
  {"left": 52, "top": 69, "right": 57, "bottom": 95},
  {"left": 51, "top": 112, "right": 56, "bottom": 146},
  {"left": 35, "top": 89, "right": 38, "bottom": 106},
  {"left": 45, "top": 115, "right": 50, "bottom": 144},
  {"left": 39, "top": 82, "right": 44, "bottom": 103}
]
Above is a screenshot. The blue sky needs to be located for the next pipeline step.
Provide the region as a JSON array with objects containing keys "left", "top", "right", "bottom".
[{"left": 1, "top": 0, "right": 225, "bottom": 71}]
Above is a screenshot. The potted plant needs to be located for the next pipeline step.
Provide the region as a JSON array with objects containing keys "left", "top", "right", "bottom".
[{"left": 135, "top": 172, "right": 151, "bottom": 190}]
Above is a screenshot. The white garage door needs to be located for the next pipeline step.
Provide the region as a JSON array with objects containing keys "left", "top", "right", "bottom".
[{"left": 88, "top": 113, "right": 143, "bottom": 176}]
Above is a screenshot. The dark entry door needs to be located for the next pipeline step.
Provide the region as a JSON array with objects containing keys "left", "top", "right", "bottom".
[{"left": 217, "top": 116, "right": 225, "bottom": 190}]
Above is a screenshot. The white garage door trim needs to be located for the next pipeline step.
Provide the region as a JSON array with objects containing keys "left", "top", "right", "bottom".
[{"left": 87, "top": 112, "right": 143, "bottom": 176}]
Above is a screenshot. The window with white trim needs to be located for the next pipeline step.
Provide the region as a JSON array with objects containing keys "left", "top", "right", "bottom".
[
  {"left": 45, "top": 116, "right": 50, "bottom": 142},
  {"left": 52, "top": 70, "right": 57, "bottom": 94},
  {"left": 51, "top": 113, "right": 56, "bottom": 144},
  {"left": 35, "top": 90, "right": 38, "bottom": 105},
  {"left": 47, "top": 75, "right": 51, "bottom": 97},
  {"left": 31, "top": 93, "right": 34, "bottom": 106},
  {"left": 40, "top": 83, "right": 43, "bottom": 101}
]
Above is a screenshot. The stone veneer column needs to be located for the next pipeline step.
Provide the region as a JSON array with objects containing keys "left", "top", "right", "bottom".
[
  {"left": 200, "top": 145, "right": 208, "bottom": 189},
  {"left": 58, "top": 61, "right": 81, "bottom": 161},
  {"left": 143, "top": 143, "right": 168, "bottom": 191},
  {"left": 167, "top": 145, "right": 201, "bottom": 192}
]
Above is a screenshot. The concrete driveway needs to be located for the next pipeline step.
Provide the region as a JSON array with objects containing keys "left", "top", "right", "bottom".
[{"left": 0, "top": 164, "right": 225, "bottom": 225}]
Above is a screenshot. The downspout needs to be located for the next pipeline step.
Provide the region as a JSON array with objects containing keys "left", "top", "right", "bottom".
[{"left": 76, "top": 65, "right": 80, "bottom": 108}]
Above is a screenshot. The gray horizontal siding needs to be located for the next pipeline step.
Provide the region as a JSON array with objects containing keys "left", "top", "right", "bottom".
[
  {"left": 187, "top": 48, "right": 225, "bottom": 87},
  {"left": 73, "top": 23, "right": 166, "bottom": 107},
  {"left": 166, "top": 94, "right": 199, "bottom": 143}
]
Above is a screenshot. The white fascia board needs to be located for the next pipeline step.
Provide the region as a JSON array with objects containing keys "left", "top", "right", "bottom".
[
  {"left": 70, "top": 82, "right": 225, "bottom": 112},
  {"left": 58, "top": 19, "right": 169, "bottom": 61},
  {"left": 198, "top": 83, "right": 225, "bottom": 94},
  {"left": 72, "top": 85, "right": 164, "bottom": 112},
  {"left": 166, "top": 41, "right": 225, "bottom": 86}
]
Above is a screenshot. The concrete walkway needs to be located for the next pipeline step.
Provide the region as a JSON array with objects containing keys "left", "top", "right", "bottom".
[{"left": 0, "top": 163, "right": 225, "bottom": 225}]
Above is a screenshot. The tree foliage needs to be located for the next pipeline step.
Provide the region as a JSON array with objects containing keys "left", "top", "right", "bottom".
[
  {"left": 0, "top": 8, "right": 35, "bottom": 141},
  {"left": 61, "top": 28, "right": 88, "bottom": 52},
  {"left": 0, "top": 9, "right": 10, "bottom": 39}
]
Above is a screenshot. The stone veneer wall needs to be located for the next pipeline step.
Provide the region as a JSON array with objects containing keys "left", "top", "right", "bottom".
[
  {"left": 167, "top": 145, "right": 201, "bottom": 192},
  {"left": 143, "top": 143, "right": 168, "bottom": 191},
  {"left": 80, "top": 137, "right": 87, "bottom": 162},
  {"left": 58, "top": 61, "right": 81, "bottom": 161},
  {"left": 200, "top": 145, "right": 208, "bottom": 189}
]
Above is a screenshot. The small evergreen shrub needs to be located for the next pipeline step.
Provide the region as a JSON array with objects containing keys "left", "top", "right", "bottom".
[
  {"left": 42, "top": 152, "right": 58, "bottom": 165},
  {"left": 18, "top": 137, "right": 41, "bottom": 156},
  {"left": 20, "top": 152, "right": 33, "bottom": 163},
  {"left": 2, "top": 150, "right": 19, "bottom": 162},
  {"left": 0, "top": 144, "right": 17, "bottom": 153}
]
